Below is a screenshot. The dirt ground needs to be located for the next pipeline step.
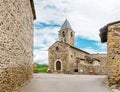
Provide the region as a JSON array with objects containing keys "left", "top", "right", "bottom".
[{"left": 21, "top": 73, "right": 119, "bottom": 92}]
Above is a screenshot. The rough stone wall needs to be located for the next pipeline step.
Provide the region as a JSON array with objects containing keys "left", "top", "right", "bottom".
[
  {"left": 48, "top": 41, "right": 88, "bottom": 74},
  {"left": 77, "top": 54, "right": 107, "bottom": 75},
  {"left": 90, "top": 54, "right": 108, "bottom": 74},
  {"left": 48, "top": 41, "right": 70, "bottom": 73},
  {"left": 48, "top": 41, "right": 108, "bottom": 75},
  {"left": 68, "top": 47, "right": 88, "bottom": 73},
  {"left": 59, "top": 29, "right": 75, "bottom": 46},
  {"left": 90, "top": 54, "right": 107, "bottom": 64},
  {"left": 78, "top": 63, "right": 106, "bottom": 75},
  {"left": 78, "top": 63, "right": 102, "bottom": 75},
  {"left": 108, "top": 23, "right": 120, "bottom": 89},
  {"left": 70, "top": 47, "right": 87, "bottom": 59},
  {"left": 0, "top": 0, "right": 33, "bottom": 92}
]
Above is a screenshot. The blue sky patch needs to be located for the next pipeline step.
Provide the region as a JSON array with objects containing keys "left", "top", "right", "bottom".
[
  {"left": 75, "top": 36, "right": 107, "bottom": 52},
  {"left": 34, "top": 21, "right": 61, "bottom": 29}
]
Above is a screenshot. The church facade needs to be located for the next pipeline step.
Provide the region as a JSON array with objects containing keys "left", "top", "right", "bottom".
[{"left": 48, "top": 19, "right": 107, "bottom": 74}]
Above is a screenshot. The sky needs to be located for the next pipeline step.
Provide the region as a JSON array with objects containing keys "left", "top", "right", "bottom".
[{"left": 33, "top": 0, "right": 120, "bottom": 64}]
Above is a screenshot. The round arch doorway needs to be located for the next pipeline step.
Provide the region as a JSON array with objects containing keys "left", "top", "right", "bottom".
[{"left": 54, "top": 59, "right": 63, "bottom": 72}]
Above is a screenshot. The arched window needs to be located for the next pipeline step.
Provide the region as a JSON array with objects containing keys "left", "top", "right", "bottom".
[
  {"left": 62, "top": 31, "right": 65, "bottom": 37},
  {"left": 56, "top": 47, "right": 59, "bottom": 51},
  {"left": 71, "top": 32, "right": 73, "bottom": 37}
]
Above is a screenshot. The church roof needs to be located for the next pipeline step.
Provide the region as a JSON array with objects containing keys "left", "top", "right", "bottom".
[
  {"left": 48, "top": 41, "right": 89, "bottom": 54},
  {"left": 61, "top": 19, "right": 73, "bottom": 30},
  {"left": 70, "top": 45, "right": 89, "bottom": 54}
]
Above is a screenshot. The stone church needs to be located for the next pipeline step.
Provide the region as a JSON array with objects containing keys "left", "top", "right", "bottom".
[{"left": 48, "top": 19, "right": 107, "bottom": 74}]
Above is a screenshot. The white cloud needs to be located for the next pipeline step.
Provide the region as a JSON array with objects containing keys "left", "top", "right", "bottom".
[
  {"left": 34, "top": 49, "right": 48, "bottom": 64},
  {"left": 33, "top": 27, "right": 59, "bottom": 64},
  {"left": 34, "top": 27, "right": 58, "bottom": 49},
  {"left": 33, "top": 0, "right": 120, "bottom": 63},
  {"left": 34, "top": 0, "right": 120, "bottom": 40},
  {"left": 96, "top": 42, "right": 107, "bottom": 50}
]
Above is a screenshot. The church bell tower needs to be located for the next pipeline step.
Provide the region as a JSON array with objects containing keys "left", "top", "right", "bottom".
[{"left": 59, "top": 19, "right": 75, "bottom": 46}]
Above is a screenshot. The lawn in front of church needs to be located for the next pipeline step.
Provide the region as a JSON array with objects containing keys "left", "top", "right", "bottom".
[{"left": 33, "top": 64, "right": 48, "bottom": 73}]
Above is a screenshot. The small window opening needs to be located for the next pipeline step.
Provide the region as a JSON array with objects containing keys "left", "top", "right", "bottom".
[
  {"left": 112, "top": 57, "right": 115, "bottom": 59},
  {"left": 62, "top": 31, "right": 65, "bottom": 37},
  {"left": 56, "top": 47, "right": 59, "bottom": 51},
  {"left": 71, "top": 32, "right": 73, "bottom": 37}
]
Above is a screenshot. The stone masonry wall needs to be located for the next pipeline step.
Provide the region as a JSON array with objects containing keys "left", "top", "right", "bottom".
[
  {"left": 108, "top": 23, "right": 120, "bottom": 89},
  {"left": 48, "top": 41, "right": 88, "bottom": 74},
  {"left": 90, "top": 54, "right": 108, "bottom": 74},
  {"left": 59, "top": 29, "right": 75, "bottom": 46},
  {"left": 77, "top": 54, "right": 107, "bottom": 75},
  {"left": 0, "top": 0, "right": 33, "bottom": 92},
  {"left": 90, "top": 54, "right": 107, "bottom": 65},
  {"left": 49, "top": 41, "right": 70, "bottom": 73},
  {"left": 68, "top": 47, "right": 88, "bottom": 73},
  {"left": 78, "top": 63, "right": 107, "bottom": 75}
]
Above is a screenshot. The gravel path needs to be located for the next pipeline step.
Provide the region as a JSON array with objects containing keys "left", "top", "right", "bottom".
[{"left": 21, "top": 74, "right": 113, "bottom": 92}]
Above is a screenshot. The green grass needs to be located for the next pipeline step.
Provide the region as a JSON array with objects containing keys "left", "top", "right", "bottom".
[{"left": 33, "top": 67, "right": 48, "bottom": 73}]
